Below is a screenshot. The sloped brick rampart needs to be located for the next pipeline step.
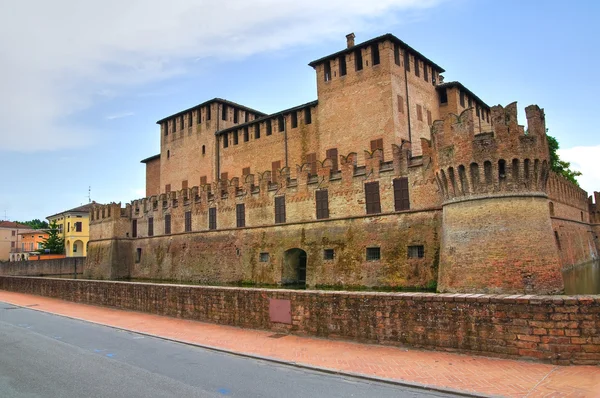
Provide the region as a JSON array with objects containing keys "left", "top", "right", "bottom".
[{"left": 0, "top": 276, "right": 598, "bottom": 365}]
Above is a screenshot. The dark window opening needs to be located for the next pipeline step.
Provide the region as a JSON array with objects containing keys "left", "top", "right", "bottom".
[
  {"left": 245, "top": 112, "right": 249, "bottom": 123},
  {"left": 404, "top": 52, "right": 410, "bottom": 72},
  {"left": 468, "top": 97, "right": 472, "bottom": 108},
  {"left": 414, "top": 58, "right": 420, "bottom": 77},
  {"left": 221, "top": 104, "right": 228, "bottom": 121},
  {"left": 365, "top": 181, "right": 381, "bottom": 215},
  {"left": 460, "top": 91, "right": 465, "bottom": 107},
  {"left": 555, "top": 231, "right": 561, "bottom": 250},
  {"left": 440, "top": 89, "right": 448, "bottom": 104},
  {"left": 132, "top": 220, "right": 137, "bottom": 238},
  {"left": 189, "top": 112, "right": 193, "bottom": 127},
  {"left": 484, "top": 161, "right": 493, "bottom": 184},
  {"left": 326, "top": 148, "right": 338, "bottom": 172},
  {"left": 424, "top": 64, "right": 429, "bottom": 82},
  {"left": 243, "top": 127, "right": 249, "bottom": 142},
  {"left": 266, "top": 121, "right": 272, "bottom": 135},
  {"left": 255, "top": 124, "right": 260, "bottom": 139},
  {"left": 233, "top": 109, "right": 239, "bottom": 123},
  {"left": 355, "top": 49, "right": 363, "bottom": 71},
  {"left": 316, "top": 189, "right": 329, "bottom": 220},
  {"left": 259, "top": 252, "right": 269, "bottom": 262},
  {"left": 185, "top": 211, "right": 192, "bottom": 232},
  {"left": 164, "top": 122, "right": 169, "bottom": 136},
  {"left": 549, "top": 202, "right": 554, "bottom": 216},
  {"left": 339, "top": 55, "right": 347, "bottom": 76},
  {"left": 581, "top": 211, "right": 584, "bottom": 222},
  {"left": 366, "top": 247, "right": 381, "bottom": 261},
  {"left": 209, "top": 208, "right": 217, "bottom": 230},
  {"left": 223, "top": 133, "right": 229, "bottom": 148},
  {"left": 164, "top": 214, "right": 171, "bottom": 235},
  {"left": 202, "top": 145, "right": 206, "bottom": 155},
  {"left": 167, "top": 150, "right": 170, "bottom": 159},
  {"left": 393, "top": 177, "right": 410, "bottom": 211},
  {"left": 408, "top": 245, "right": 424, "bottom": 258},
  {"left": 275, "top": 196, "right": 286, "bottom": 224},
  {"left": 394, "top": 44, "right": 400, "bottom": 66},
  {"left": 148, "top": 217, "right": 154, "bottom": 237},
  {"left": 291, "top": 112, "right": 298, "bottom": 128},
  {"left": 233, "top": 131, "right": 239, "bottom": 145},
  {"left": 136, "top": 248, "right": 142, "bottom": 263},
  {"left": 498, "top": 159, "right": 507, "bottom": 179},
  {"left": 278, "top": 116, "right": 285, "bottom": 132},
  {"left": 197, "top": 109, "right": 202, "bottom": 124},
  {"left": 236, "top": 203, "right": 245, "bottom": 228},
  {"left": 304, "top": 108, "right": 312, "bottom": 124},
  {"left": 371, "top": 44, "right": 380, "bottom": 65},
  {"left": 75, "top": 222, "right": 82, "bottom": 232},
  {"left": 323, "top": 249, "right": 334, "bottom": 260},
  {"left": 206, "top": 105, "right": 211, "bottom": 120},
  {"left": 324, "top": 61, "right": 331, "bottom": 82}
]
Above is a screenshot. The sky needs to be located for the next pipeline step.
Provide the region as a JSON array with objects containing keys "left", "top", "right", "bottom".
[{"left": 0, "top": 0, "right": 598, "bottom": 221}]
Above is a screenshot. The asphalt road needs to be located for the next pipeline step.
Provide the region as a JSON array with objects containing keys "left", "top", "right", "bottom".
[{"left": 0, "top": 301, "right": 460, "bottom": 398}]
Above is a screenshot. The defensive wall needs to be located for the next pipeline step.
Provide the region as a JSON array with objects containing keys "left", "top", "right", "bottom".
[
  {"left": 1, "top": 276, "right": 599, "bottom": 365},
  {"left": 0, "top": 257, "right": 84, "bottom": 278}
]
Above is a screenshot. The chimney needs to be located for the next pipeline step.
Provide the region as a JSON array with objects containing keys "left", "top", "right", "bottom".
[{"left": 346, "top": 33, "right": 355, "bottom": 48}]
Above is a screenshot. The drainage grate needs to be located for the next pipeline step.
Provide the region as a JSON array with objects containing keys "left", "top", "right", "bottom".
[{"left": 268, "top": 333, "right": 288, "bottom": 339}]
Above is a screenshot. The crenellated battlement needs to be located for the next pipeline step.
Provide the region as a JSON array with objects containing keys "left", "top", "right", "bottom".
[
  {"left": 547, "top": 172, "right": 589, "bottom": 211},
  {"left": 428, "top": 103, "right": 551, "bottom": 202},
  {"left": 590, "top": 192, "right": 600, "bottom": 225}
]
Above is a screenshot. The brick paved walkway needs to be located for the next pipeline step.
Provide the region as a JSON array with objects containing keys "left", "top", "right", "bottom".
[{"left": 1, "top": 291, "right": 598, "bottom": 397}]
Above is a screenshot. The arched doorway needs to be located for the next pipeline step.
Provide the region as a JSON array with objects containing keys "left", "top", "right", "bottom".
[
  {"left": 73, "top": 240, "right": 84, "bottom": 257},
  {"left": 282, "top": 248, "right": 307, "bottom": 288}
]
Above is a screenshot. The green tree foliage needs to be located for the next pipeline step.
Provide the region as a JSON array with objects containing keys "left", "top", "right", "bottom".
[
  {"left": 41, "top": 220, "right": 64, "bottom": 254},
  {"left": 17, "top": 219, "right": 49, "bottom": 229},
  {"left": 547, "top": 134, "right": 582, "bottom": 186}
]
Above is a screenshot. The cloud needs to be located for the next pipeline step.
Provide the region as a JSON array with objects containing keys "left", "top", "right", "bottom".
[
  {"left": 106, "top": 112, "right": 134, "bottom": 120},
  {"left": 558, "top": 145, "right": 600, "bottom": 196},
  {"left": 0, "top": 0, "right": 443, "bottom": 153}
]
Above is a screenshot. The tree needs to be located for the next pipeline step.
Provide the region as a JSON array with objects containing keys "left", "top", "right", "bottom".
[
  {"left": 17, "top": 219, "right": 49, "bottom": 229},
  {"left": 41, "top": 220, "right": 64, "bottom": 254},
  {"left": 547, "top": 134, "right": 582, "bottom": 186}
]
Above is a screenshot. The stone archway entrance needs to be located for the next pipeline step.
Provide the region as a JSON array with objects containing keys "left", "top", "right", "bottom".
[{"left": 282, "top": 248, "right": 307, "bottom": 288}]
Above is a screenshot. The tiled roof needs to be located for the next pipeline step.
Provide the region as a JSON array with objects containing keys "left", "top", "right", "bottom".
[
  {"left": 0, "top": 221, "right": 31, "bottom": 229},
  {"left": 47, "top": 202, "right": 100, "bottom": 219}
]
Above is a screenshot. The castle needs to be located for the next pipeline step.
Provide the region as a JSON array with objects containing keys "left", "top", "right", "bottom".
[{"left": 87, "top": 33, "right": 599, "bottom": 294}]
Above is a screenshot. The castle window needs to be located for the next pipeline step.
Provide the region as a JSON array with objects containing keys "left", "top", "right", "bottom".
[
  {"left": 324, "top": 60, "right": 331, "bottom": 82},
  {"left": 180, "top": 116, "right": 184, "bottom": 130},
  {"left": 167, "top": 150, "right": 170, "bottom": 159},
  {"left": 233, "top": 109, "right": 239, "bottom": 123},
  {"left": 484, "top": 161, "right": 493, "bottom": 185},
  {"left": 323, "top": 249, "right": 334, "bottom": 260},
  {"left": 135, "top": 248, "right": 141, "bottom": 263},
  {"left": 259, "top": 252, "right": 270, "bottom": 262},
  {"left": 164, "top": 214, "right": 171, "bottom": 235},
  {"left": 366, "top": 247, "right": 381, "bottom": 261},
  {"left": 326, "top": 148, "right": 338, "bottom": 172},
  {"left": 185, "top": 211, "right": 192, "bottom": 232},
  {"left": 355, "top": 49, "right": 363, "bottom": 71},
  {"left": 278, "top": 115, "right": 285, "bottom": 132},
  {"left": 200, "top": 176, "right": 207, "bottom": 185},
  {"left": 498, "top": 159, "right": 506, "bottom": 179},
  {"left": 266, "top": 120, "right": 272, "bottom": 135},
  {"left": 458, "top": 165, "right": 468, "bottom": 194},
  {"left": 512, "top": 159, "right": 520, "bottom": 182},
  {"left": 554, "top": 231, "right": 561, "bottom": 250},
  {"left": 581, "top": 211, "right": 584, "bottom": 222},
  {"left": 427, "top": 110, "right": 432, "bottom": 125},
  {"left": 291, "top": 112, "right": 298, "bottom": 129},
  {"left": 394, "top": 44, "right": 400, "bottom": 66},
  {"left": 233, "top": 130, "right": 239, "bottom": 145},
  {"left": 165, "top": 184, "right": 171, "bottom": 193},
  {"left": 404, "top": 52, "right": 410, "bottom": 72},
  {"left": 417, "top": 105, "right": 423, "bottom": 121},
  {"left": 197, "top": 109, "right": 202, "bottom": 124},
  {"left": 460, "top": 91, "right": 465, "bottom": 107},
  {"left": 148, "top": 217, "right": 154, "bottom": 237},
  {"left": 414, "top": 58, "right": 420, "bottom": 77},
  {"left": 476, "top": 106, "right": 480, "bottom": 117},
  {"left": 182, "top": 180, "right": 188, "bottom": 190},
  {"left": 164, "top": 122, "right": 169, "bottom": 136},
  {"left": 188, "top": 112, "right": 193, "bottom": 127},
  {"left": 424, "top": 64, "right": 429, "bottom": 82},
  {"left": 304, "top": 107, "right": 312, "bottom": 124},
  {"left": 223, "top": 133, "right": 229, "bottom": 148},
  {"left": 371, "top": 43, "right": 380, "bottom": 65},
  {"left": 255, "top": 124, "right": 260, "bottom": 139},
  {"left": 221, "top": 104, "right": 228, "bottom": 121},
  {"left": 243, "top": 127, "right": 249, "bottom": 142},
  {"left": 365, "top": 181, "right": 381, "bottom": 215},
  {"left": 393, "top": 177, "right": 410, "bottom": 211},
  {"left": 245, "top": 112, "right": 250, "bottom": 123},
  {"left": 209, "top": 208, "right": 217, "bottom": 230},
  {"left": 206, "top": 105, "right": 211, "bottom": 120},
  {"left": 468, "top": 97, "right": 473, "bottom": 108},
  {"left": 271, "top": 161, "right": 281, "bottom": 183},
  {"left": 339, "top": 55, "right": 347, "bottom": 76},
  {"left": 316, "top": 189, "right": 329, "bottom": 220},
  {"left": 398, "top": 95, "right": 404, "bottom": 114},
  {"left": 439, "top": 89, "right": 448, "bottom": 104},
  {"left": 275, "top": 196, "right": 286, "bottom": 224},
  {"left": 306, "top": 153, "right": 317, "bottom": 176},
  {"left": 202, "top": 145, "right": 206, "bottom": 155},
  {"left": 549, "top": 202, "right": 554, "bottom": 216},
  {"left": 408, "top": 245, "right": 424, "bottom": 258},
  {"left": 236, "top": 203, "right": 245, "bottom": 228}
]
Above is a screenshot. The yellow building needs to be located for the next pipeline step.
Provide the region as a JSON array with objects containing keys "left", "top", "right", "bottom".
[{"left": 47, "top": 202, "right": 97, "bottom": 257}]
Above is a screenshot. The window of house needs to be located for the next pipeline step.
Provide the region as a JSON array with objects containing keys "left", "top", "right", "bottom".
[
  {"left": 11, "top": 231, "right": 15, "bottom": 236},
  {"left": 393, "top": 177, "right": 410, "bottom": 211},
  {"left": 408, "top": 245, "right": 424, "bottom": 258},
  {"left": 236, "top": 203, "right": 245, "bottom": 228},
  {"left": 255, "top": 124, "right": 260, "bottom": 139},
  {"left": 164, "top": 214, "right": 171, "bottom": 235},
  {"left": 271, "top": 161, "right": 281, "bottom": 183},
  {"left": 68, "top": 223, "right": 70, "bottom": 232},
  {"left": 221, "top": 104, "right": 228, "bottom": 120},
  {"left": 339, "top": 55, "right": 347, "bottom": 76},
  {"left": 274, "top": 196, "right": 286, "bottom": 224},
  {"left": 223, "top": 133, "right": 229, "bottom": 148},
  {"left": 278, "top": 115, "right": 285, "bottom": 132},
  {"left": 440, "top": 89, "right": 448, "bottom": 104},
  {"left": 417, "top": 104, "right": 423, "bottom": 121},
  {"left": 11, "top": 241, "right": 15, "bottom": 248},
  {"left": 209, "top": 208, "right": 217, "bottom": 230},
  {"left": 266, "top": 120, "right": 272, "bottom": 135},
  {"left": 316, "top": 190, "right": 329, "bottom": 220},
  {"left": 355, "top": 49, "right": 363, "bottom": 71},
  {"left": 200, "top": 176, "right": 207, "bottom": 185},
  {"left": 460, "top": 91, "right": 465, "bottom": 107},
  {"left": 323, "top": 249, "right": 335, "bottom": 260},
  {"left": 305, "top": 153, "right": 317, "bottom": 175},
  {"left": 148, "top": 217, "right": 154, "bottom": 237},
  {"left": 365, "top": 181, "right": 381, "bottom": 215},
  {"left": 324, "top": 60, "right": 331, "bottom": 82},
  {"left": 243, "top": 127, "right": 249, "bottom": 142},
  {"left": 371, "top": 43, "right": 380, "bottom": 65},
  {"left": 73, "top": 243, "right": 78, "bottom": 253},
  {"left": 132, "top": 219, "right": 138, "bottom": 237},
  {"left": 136, "top": 248, "right": 142, "bottom": 263},
  {"left": 326, "top": 148, "right": 338, "bottom": 172},
  {"left": 366, "top": 247, "right": 381, "bottom": 261},
  {"left": 75, "top": 222, "right": 82, "bottom": 232},
  {"left": 184, "top": 211, "right": 192, "bottom": 232},
  {"left": 291, "top": 112, "right": 298, "bottom": 128},
  {"left": 233, "top": 131, "right": 239, "bottom": 145},
  {"left": 414, "top": 58, "right": 420, "bottom": 77},
  {"left": 397, "top": 95, "right": 404, "bottom": 114},
  {"left": 304, "top": 107, "right": 312, "bottom": 124},
  {"left": 259, "top": 252, "right": 270, "bottom": 262}
]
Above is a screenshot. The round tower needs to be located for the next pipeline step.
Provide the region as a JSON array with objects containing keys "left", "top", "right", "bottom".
[{"left": 430, "top": 103, "right": 563, "bottom": 294}]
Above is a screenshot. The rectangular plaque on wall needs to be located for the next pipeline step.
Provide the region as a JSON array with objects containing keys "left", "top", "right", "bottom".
[{"left": 269, "top": 298, "right": 292, "bottom": 324}]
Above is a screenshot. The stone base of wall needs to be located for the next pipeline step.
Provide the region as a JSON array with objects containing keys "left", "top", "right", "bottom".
[
  {"left": 0, "top": 258, "right": 84, "bottom": 277},
  {"left": 1, "top": 276, "right": 598, "bottom": 365}
]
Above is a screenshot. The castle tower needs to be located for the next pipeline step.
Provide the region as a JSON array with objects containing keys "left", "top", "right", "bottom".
[{"left": 429, "top": 103, "right": 563, "bottom": 294}]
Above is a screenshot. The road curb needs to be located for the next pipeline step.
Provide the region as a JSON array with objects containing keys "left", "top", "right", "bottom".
[{"left": 3, "top": 299, "right": 495, "bottom": 398}]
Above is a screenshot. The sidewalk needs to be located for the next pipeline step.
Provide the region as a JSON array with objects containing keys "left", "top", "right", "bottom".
[{"left": 0, "top": 291, "right": 598, "bottom": 398}]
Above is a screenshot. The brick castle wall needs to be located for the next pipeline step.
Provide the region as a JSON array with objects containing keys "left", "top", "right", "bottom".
[{"left": 1, "top": 276, "right": 598, "bottom": 365}]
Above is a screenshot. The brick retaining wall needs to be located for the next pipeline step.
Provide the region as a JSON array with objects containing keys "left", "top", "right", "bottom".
[
  {"left": 0, "top": 276, "right": 598, "bottom": 365},
  {"left": 0, "top": 258, "right": 84, "bottom": 277}
]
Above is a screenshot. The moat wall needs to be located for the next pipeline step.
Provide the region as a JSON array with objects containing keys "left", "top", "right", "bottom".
[
  {"left": 0, "top": 258, "right": 84, "bottom": 277},
  {"left": 1, "top": 276, "right": 598, "bottom": 365}
]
